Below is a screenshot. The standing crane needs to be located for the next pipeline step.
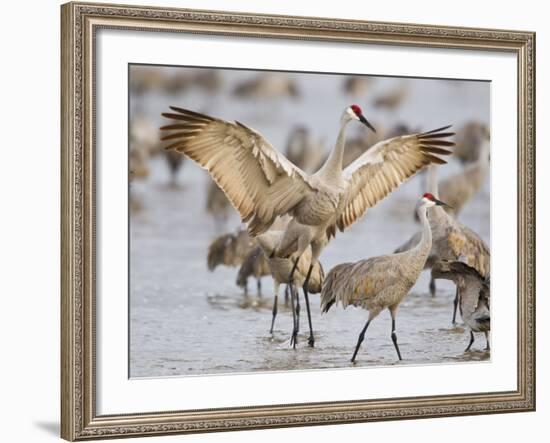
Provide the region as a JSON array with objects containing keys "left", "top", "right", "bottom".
[
  {"left": 342, "top": 76, "right": 372, "bottom": 97},
  {"left": 284, "top": 126, "right": 326, "bottom": 174},
  {"left": 255, "top": 229, "right": 324, "bottom": 347},
  {"left": 453, "top": 121, "right": 489, "bottom": 164},
  {"left": 206, "top": 180, "right": 232, "bottom": 232},
  {"left": 161, "top": 105, "right": 453, "bottom": 346},
  {"left": 206, "top": 228, "right": 255, "bottom": 282},
  {"left": 235, "top": 245, "right": 271, "bottom": 296},
  {"left": 232, "top": 73, "right": 299, "bottom": 99},
  {"left": 321, "top": 193, "right": 449, "bottom": 363},
  {"left": 439, "top": 134, "right": 490, "bottom": 216},
  {"left": 394, "top": 165, "right": 490, "bottom": 323},
  {"left": 431, "top": 260, "right": 490, "bottom": 351}
]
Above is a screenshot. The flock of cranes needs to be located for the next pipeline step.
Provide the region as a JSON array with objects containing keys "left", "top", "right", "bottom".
[{"left": 157, "top": 102, "right": 491, "bottom": 363}]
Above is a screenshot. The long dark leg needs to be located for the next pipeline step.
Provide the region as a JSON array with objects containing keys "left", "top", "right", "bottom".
[
  {"left": 257, "top": 278, "right": 262, "bottom": 298},
  {"left": 284, "top": 285, "right": 290, "bottom": 307},
  {"left": 270, "top": 284, "right": 279, "bottom": 334},
  {"left": 484, "top": 332, "right": 490, "bottom": 351},
  {"left": 351, "top": 319, "right": 371, "bottom": 363},
  {"left": 287, "top": 257, "right": 302, "bottom": 346},
  {"left": 390, "top": 316, "right": 402, "bottom": 361},
  {"left": 465, "top": 330, "right": 475, "bottom": 351},
  {"left": 303, "top": 288, "right": 315, "bottom": 348},
  {"left": 289, "top": 284, "right": 298, "bottom": 349},
  {"left": 429, "top": 276, "right": 436, "bottom": 297},
  {"left": 302, "top": 263, "right": 315, "bottom": 347},
  {"left": 295, "top": 287, "right": 301, "bottom": 335},
  {"left": 288, "top": 257, "right": 300, "bottom": 284},
  {"left": 452, "top": 287, "right": 460, "bottom": 325}
]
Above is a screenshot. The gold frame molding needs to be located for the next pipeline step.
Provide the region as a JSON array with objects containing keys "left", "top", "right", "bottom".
[{"left": 61, "top": 1, "right": 536, "bottom": 440}]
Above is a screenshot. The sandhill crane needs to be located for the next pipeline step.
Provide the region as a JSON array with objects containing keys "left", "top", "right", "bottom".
[
  {"left": 439, "top": 134, "right": 490, "bottom": 216},
  {"left": 343, "top": 76, "right": 372, "bottom": 97},
  {"left": 161, "top": 105, "right": 453, "bottom": 342},
  {"left": 431, "top": 260, "right": 490, "bottom": 351},
  {"left": 453, "top": 122, "right": 490, "bottom": 164},
  {"left": 163, "top": 150, "right": 184, "bottom": 187},
  {"left": 255, "top": 229, "right": 324, "bottom": 347},
  {"left": 373, "top": 82, "right": 409, "bottom": 111},
  {"left": 235, "top": 245, "right": 271, "bottom": 296},
  {"left": 321, "top": 194, "right": 448, "bottom": 363},
  {"left": 285, "top": 126, "right": 326, "bottom": 173},
  {"left": 129, "top": 66, "right": 165, "bottom": 96},
  {"left": 207, "top": 228, "right": 255, "bottom": 276},
  {"left": 386, "top": 123, "right": 421, "bottom": 139},
  {"left": 394, "top": 165, "right": 490, "bottom": 323},
  {"left": 129, "top": 115, "right": 158, "bottom": 210},
  {"left": 206, "top": 180, "right": 232, "bottom": 231},
  {"left": 232, "top": 73, "right": 299, "bottom": 99},
  {"left": 162, "top": 71, "right": 193, "bottom": 95}
]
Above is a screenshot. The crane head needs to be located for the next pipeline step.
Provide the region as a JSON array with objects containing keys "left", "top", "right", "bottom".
[
  {"left": 421, "top": 192, "right": 452, "bottom": 208},
  {"left": 346, "top": 104, "right": 376, "bottom": 133}
]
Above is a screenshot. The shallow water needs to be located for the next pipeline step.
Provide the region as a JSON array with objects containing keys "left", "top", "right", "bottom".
[
  {"left": 129, "top": 161, "right": 490, "bottom": 378},
  {"left": 129, "top": 69, "right": 490, "bottom": 378}
]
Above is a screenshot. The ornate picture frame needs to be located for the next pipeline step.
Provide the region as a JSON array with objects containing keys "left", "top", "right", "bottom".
[{"left": 61, "top": 2, "right": 535, "bottom": 440}]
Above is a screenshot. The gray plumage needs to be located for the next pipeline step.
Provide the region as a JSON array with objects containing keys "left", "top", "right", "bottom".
[
  {"left": 431, "top": 260, "right": 490, "bottom": 351},
  {"left": 284, "top": 126, "right": 326, "bottom": 174},
  {"left": 164, "top": 150, "right": 184, "bottom": 186},
  {"left": 256, "top": 230, "right": 324, "bottom": 293},
  {"left": 321, "top": 195, "right": 439, "bottom": 362},
  {"left": 232, "top": 73, "right": 299, "bottom": 99},
  {"left": 206, "top": 229, "right": 254, "bottom": 271},
  {"left": 394, "top": 165, "right": 490, "bottom": 300},
  {"left": 255, "top": 229, "right": 324, "bottom": 339},
  {"left": 206, "top": 180, "right": 232, "bottom": 230},
  {"left": 453, "top": 122, "right": 490, "bottom": 164},
  {"left": 342, "top": 76, "right": 372, "bottom": 97},
  {"left": 439, "top": 135, "right": 490, "bottom": 216},
  {"left": 235, "top": 245, "right": 271, "bottom": 296},
  {"left": 372, "top": 82, "right": 409, "bottom": 111}
]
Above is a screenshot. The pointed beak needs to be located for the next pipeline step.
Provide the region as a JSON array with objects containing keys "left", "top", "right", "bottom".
[
  {"left": 358, "top": 114, "right": 376, "bottom": 133},
  {"left": 434, "top": 198, "right": 452, "bottom": 208}
]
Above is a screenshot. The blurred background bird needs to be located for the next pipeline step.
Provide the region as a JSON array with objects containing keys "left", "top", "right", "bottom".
[
  {"left": 235, "top": 245, "right": 271, "bottom": 297},
  {"left": 342, "top": 75, "right": 373, "bottom": 98},
  {"left": 233, "top": 73, "right": 299, "bottom": 99},
  {"left": 207, "top": 229, "right": 255, "bottom": 275}
]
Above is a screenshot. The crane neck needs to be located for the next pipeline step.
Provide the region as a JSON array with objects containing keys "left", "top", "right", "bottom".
[
  {"left": 427, "top": 165, "right": 439, "bottom": 198},
  {"left": 316, "top": 118, "right": 350, "bottom": 180},
  {"left": 477, "top": 139, "right": 491, "bottom": 168},
  {"left": 415, "top": 204, "right": 433, "bottom": 257}
]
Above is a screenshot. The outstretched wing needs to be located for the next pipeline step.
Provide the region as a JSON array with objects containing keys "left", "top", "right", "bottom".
[
  {"left": 335, "top": 126, "right": 454, "bottom": 232},
  {"left": 161, "top": 107, "right": 314, "bottom": 236}
]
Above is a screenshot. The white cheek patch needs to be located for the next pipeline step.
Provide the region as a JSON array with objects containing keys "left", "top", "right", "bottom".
[{"left": 346, "top": 108, "right": 357, "bottom": 119}]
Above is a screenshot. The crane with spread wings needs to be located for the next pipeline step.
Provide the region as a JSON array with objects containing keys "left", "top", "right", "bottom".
[{"left": 161, "top": 104, "right": 454, "bottom": 347}]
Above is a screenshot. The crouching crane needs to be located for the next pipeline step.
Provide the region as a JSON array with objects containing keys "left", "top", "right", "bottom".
[{"left": 431, "top": 260, "right": 490, "bottom": 351}]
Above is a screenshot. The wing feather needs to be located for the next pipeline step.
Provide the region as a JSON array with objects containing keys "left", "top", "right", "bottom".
[
  {"left": 335, "top": 127, "right": 454, "bottom": 231},
  {"left": 161, "top": 107, "right": 314, "bottom": 236}
]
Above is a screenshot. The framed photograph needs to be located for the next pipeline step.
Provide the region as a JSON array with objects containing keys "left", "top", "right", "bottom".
[{"left": 61, "top": 1, "right": 535, "bottom": 440}]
